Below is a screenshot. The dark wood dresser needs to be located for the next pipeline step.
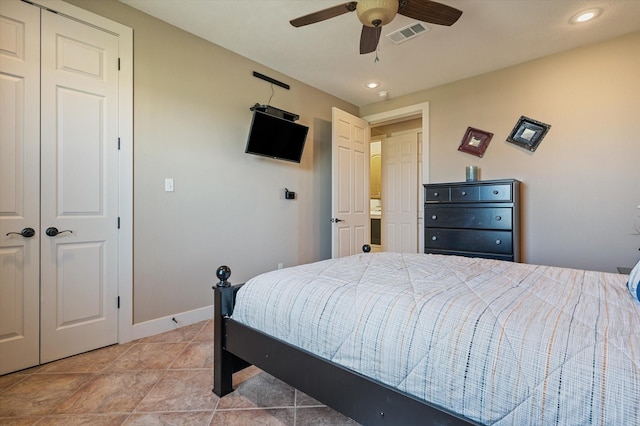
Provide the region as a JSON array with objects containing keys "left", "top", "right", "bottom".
[{"left": 424, "top": 179, "right": 521, "bottom": 262}]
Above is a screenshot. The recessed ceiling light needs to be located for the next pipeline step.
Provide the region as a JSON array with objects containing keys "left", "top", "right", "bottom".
[
  {"left": 366, "top": 81, "right": 380, "bottom": 89},
  {"left": 571, "top": 8, "right": 601, "bottom": 24}
]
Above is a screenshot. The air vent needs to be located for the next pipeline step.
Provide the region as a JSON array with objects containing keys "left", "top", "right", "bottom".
[{"left": 385, "top": 22, "right": 429, "bottom": 45}]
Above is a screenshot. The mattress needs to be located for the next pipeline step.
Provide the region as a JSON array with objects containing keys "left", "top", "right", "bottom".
[{"left": 231, "top": 252, "right": 640, "bottom": 425}]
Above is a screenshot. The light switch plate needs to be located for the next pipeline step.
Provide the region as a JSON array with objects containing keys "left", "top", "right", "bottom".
[{"left": 165, "top": 178, "right": 174, "bottom": 192}]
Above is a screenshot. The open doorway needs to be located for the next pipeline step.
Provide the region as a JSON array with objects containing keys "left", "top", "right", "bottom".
[
  {"left": 369, "top": 119, "right": 422, "bottom": 252},
  {"left": 363, "top": 102, "right": 429, "bottom": 254}
]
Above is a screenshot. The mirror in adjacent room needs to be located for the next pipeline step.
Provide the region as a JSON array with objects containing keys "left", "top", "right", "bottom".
[
  {"left": 370, "top": 141, "right": 382, "bottom": 199},
  {"left": 370, "top": 140, "right": 382, "bottom": 248}
]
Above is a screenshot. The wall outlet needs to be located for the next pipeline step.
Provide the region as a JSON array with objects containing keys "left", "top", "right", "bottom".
[
  {"left": 284, "top": 188, "right": 295, "bottom": 200},
  {"left": 164, "top": 178, "right": 174, "bottom": 192},
  {"left": 277, "top": 263, "right": 284, "bottom": 270}
]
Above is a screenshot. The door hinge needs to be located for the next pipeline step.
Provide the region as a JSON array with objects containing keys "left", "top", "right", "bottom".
[
  {"left": 117, "top": 217, "right": 120, "bottom": 229},
  {"left": 117, "top": 296, "right": 120, "bottom": 309},
  {"left": 118, "top": 137, "right": 121, "bottom": 150},
  {"left": 118, "top": 58, "right": 121, "bottom": 71}
]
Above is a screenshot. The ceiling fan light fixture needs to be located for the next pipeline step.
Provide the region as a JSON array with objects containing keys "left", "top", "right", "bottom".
[{"left": 357, "top": 0, "right": 398, "bottom": 27}]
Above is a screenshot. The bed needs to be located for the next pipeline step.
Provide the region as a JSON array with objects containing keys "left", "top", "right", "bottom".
[{"left": 212, "top": 252, "right": 640, "bottom": 425}]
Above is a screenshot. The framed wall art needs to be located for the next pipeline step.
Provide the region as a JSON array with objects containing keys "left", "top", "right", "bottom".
[
  {"left": 457, "top": 127, "right": 493, "bottom": 157},
  {"left": 506, "top": 116, "right": 551, "bottom": 152}
]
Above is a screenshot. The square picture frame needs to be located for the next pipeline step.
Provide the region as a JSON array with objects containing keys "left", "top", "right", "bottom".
[
  {"left": 506, "top": 116, "right": 551, "bottom": 152},
  {"left": 458, "top": 127, "right": 493, "bottom": 158}
]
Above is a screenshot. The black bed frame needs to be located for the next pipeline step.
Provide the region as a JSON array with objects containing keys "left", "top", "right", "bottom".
[{"left": 212, "top": 261, "right": 478, "bottom": 426}]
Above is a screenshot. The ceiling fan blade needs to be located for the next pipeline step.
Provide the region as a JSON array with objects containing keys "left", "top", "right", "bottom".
[
  {"left": 290, "top": 2, "right": 358, "bottom": 27},
  {"left": 360, "top": 25, "right": 382, "bottom": 54},
  {"left": 398, "top": 0, "right": 462, "bottom": 26}
]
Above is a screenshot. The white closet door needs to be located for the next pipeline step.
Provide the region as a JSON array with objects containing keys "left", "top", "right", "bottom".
[
  {"left": 39, "top": 9, "right": 119, "bottom": 363},
  {"left": 0, "top": 0, "right": 41, "bottom": 375}
]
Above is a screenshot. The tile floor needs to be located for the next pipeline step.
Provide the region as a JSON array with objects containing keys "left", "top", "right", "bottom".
[{"left": 0, "top": 320, "right": 359, "bottom": 425}]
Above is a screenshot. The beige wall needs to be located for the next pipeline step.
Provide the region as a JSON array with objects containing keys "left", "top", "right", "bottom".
[
  {"left": 66, "top": 0, "right": 639, "bottom": 323},
  {"left": 362, "top": 32, "right": 640, "bottom": 272},
  {"left": 66, "top": 0, "right": 357, "bottom": 323}
]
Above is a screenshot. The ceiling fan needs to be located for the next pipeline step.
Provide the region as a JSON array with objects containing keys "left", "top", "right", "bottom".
[{"left": 290, "top": 0, "right": 463, "bottom": 54}]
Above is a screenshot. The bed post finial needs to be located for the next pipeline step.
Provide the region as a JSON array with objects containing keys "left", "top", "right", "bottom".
[
  {"left": 216, "top": 265, "right": 231, "bottom": 287},
  {"left": 362, "top": 244, "right": 371, "bottom": 253}
]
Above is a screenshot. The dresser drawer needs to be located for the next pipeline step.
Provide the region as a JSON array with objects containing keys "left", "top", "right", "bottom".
[
  {"left": 425, "top": 229, "right": 513, "bottom": 255},
  {"left": 425, "top": 186, "right": 450, "bottom": 202},
  {"left": 480, "top": 184, "right": 512, "bottom": 201},
  {"left": 425, "top": 207, "right": 512, "bottom": 230},
  {"left": 450, "top": 186, "right": 479, "bottom": 201}
]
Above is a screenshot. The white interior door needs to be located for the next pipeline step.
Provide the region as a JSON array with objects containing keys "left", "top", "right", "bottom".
[
  {"left": 0, "top": 0, "right": 121, "bottom": 373},
  {"left": 382, "top": 133, "right": 418, "bottom": 253},
  {"left": 0, "top": 0, "right": 41, "bottom": 375},
  {"left": 331, "top": 108, "right": 370, "bottom": 258},
  {"left": 39, "top": 9, "right": 120, "bottom": 363}
]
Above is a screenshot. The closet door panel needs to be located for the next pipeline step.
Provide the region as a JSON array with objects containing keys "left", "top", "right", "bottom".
[
  {"left": 39, "top": 9, "right": 119, "bottom": 363},
  {"left": 0, "top": 0, "right": 41, "bottom": 376}
]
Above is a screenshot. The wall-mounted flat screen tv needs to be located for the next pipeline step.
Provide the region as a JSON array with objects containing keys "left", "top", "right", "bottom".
[{"left": 245, "top": 110, "right": 309, "bottom": 163}]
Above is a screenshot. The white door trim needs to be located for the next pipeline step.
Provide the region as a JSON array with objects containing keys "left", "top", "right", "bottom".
[
  {"left": 34, "top": 0, "right": 133, "bottom": 344},
  {"left": 363, "top": 102, "right": 429, "bottom": 254}
]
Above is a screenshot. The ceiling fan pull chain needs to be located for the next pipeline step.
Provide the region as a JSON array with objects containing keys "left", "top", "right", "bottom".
[{"left": 374, "top": 50, "right": 380, "bottom": 63}]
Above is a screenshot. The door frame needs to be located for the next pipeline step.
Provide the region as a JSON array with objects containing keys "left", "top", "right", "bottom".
[
  {"left": 363, "top": 102, "right": 429, "bottom": 253},
  {"left": 34, "top": 0, "right": 134, "bottom": 343}
]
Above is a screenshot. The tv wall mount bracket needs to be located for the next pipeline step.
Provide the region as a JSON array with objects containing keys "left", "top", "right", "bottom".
[{"left": 250, "top": 103, "right": 299, "bottom": 122}]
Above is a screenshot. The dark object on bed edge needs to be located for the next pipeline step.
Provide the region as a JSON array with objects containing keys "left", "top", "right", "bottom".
[{"left": 212, "top": 261, "right": 477, "bottom": 426}]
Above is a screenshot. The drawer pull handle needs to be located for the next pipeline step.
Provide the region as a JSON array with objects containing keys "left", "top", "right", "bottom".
[
  {"left": 493, "top": 190, "right": 499, "bottom": 195},
  {"left": 495, "top": 216, "right": 502, "bottom": 221},
  {"left": 431, "top": 215, "right": 437, "bottom": 220},
  {"left": 461, "top": 191, "right": 467, "bottom": 196},
  {"left": 433, "top": 192, "right": 439, "bottom": 197},
  {"left": 432, "top": 236, "right": 437, "bottom": 241},
  {"left": 495, "top": 239, "right": 502, "bottom": 245}
]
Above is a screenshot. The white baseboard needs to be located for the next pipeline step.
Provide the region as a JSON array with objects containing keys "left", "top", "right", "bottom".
[{"left": 130, "top": 305, "right": 213, "bottom": 341}]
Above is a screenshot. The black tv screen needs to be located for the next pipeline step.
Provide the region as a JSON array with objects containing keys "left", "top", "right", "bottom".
[{"left": 245, "top": 110, "right": 309, "bottom": 163}]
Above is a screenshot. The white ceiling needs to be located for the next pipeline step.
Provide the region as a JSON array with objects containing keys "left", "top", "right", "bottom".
[{"left": 119, "top": 0, "right": 640, "bottom": 107}]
